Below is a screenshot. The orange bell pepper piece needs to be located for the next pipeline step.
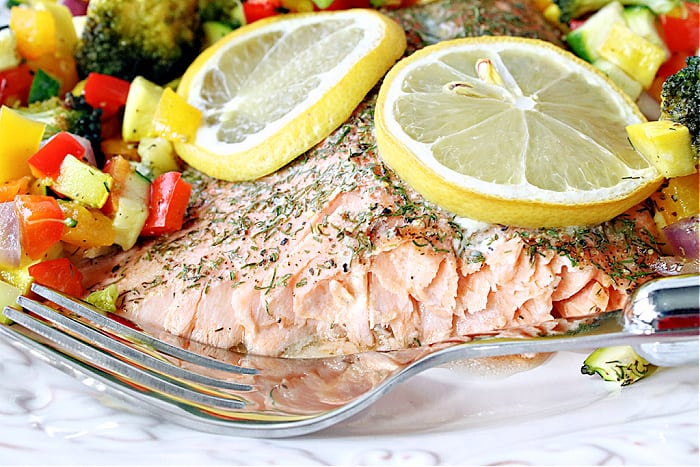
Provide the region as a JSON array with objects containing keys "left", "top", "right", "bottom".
[{"left": 9, "top": 7, "right": 57, "bottom": 60}]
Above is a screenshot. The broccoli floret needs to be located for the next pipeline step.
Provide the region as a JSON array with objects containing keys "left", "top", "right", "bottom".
[
  {"left": 15, "top": 93, "right": 103, "bottom": 162},
  {"left": 660, "top": 56, "right": 700, "bottom": 159},
  {"left": 74, "top": 0, "right": 200, "bottom": 84},
  {"left": 554, "top": 0, "right": 680, "bottom": 23}
]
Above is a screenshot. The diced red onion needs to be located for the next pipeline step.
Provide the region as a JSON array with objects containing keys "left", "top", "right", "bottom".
[
  {"left": 0, "top": 202, "right": 21, "bottom": 268},
  {"left": 71, "top": 133, "right": 97, "bottom": 166},
  {"left": 663, "top": 215, "right": 699, "bottom": 260},
  {"left": 40, "top": 132, "right": 97, "bottom": 167},
  {"left": 636, "top": 91, "right": 661, "bottom": 121},
  {"left": 61, "top": 0, "right": 89, "bottom": 16}
]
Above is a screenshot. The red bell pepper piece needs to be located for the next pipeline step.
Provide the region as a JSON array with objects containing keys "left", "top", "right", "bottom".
[
  {"left": 659, "top": 2, "right": 699, "bottom": 54},
  {"left": 0, "top": 64, "right": 34, "bottom": 107},
  {"left": 657, "top": 51, "right": 694, "bottom": 80},
  {"left": 27, "top": 131, "right": 87, "bottom": 179},
  {"left": 28, "top": 257, "right": 85, "bottom": 298},
  {"left": 141, "top": 171, "right": 192, "bottom": 236},
  {"left": 83, "top": 72, "right": 131, "bottom": 120},
  {"left": 242, "top": 0, "right": 281, "bottom": 23},
  {"left": 14, "top": 194, "right": 65, "bottom": 259}
]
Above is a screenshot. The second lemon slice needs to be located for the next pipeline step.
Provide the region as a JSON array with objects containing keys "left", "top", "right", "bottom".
[
  {"left": 375, "top": 36, "right": 663, "bottom": 228},
  {"left": 175, "top": 9, "right": 406, "bottom": 181}
]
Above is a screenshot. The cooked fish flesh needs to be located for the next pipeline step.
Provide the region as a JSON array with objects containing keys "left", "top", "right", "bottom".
[{"left": 78, "top": 0, "right": 663, "bottom": 357}]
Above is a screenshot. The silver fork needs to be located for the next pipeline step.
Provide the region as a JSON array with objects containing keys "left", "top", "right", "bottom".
[{"left": 1, "top": 274, "right": 698, "bottom": 438}]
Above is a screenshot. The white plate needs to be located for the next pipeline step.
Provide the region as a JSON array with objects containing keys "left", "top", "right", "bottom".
[
  {"left": 0, "top": 7, "right": 697, "bottom": 466},
  {"left": 0, "top": 334, "right": 697, "bottom": 465}
]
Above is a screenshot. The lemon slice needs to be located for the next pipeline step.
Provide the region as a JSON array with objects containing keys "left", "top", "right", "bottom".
[
  {"left": 375, "top": 36, "right": 663, "bottom": 228},
  {"left": 175, "top": 9, "right": 406, "bottom": 181}
]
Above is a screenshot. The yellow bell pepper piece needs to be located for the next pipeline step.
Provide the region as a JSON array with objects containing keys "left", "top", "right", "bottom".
[
  {"left": 0, "top": 106, "right": 45, "bottom": 183},
  {"left": 9, "top": 6, "right": 57, "bottom": 60},
  {"left": 151, "top": 88, "right": 203, "bottom": 144},
  {"left": 651, "top": 172, "right": 699, "bottom": 228},
  {"left": 599, "top": 23, "right": 666, "bottom": 89},
  {"left": 626, "top": 121, "right": 697, "bottom": 178},
  {"left": 58, "top": 201, "right": 116, "bottom": 248},
  {"left": 30, "top": 0, "right": 78, "bottom": 56}
]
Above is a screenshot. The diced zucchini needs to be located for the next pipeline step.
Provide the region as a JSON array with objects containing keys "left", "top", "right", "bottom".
[
  {"left": 566, "top": 1, "right": 625, "bottom": 63},
  {"left": 137, "top": 137, "right": 180, "bottom": 177},
  {"left": 202, "top": 21, "right": 234, "bottom": 48},
  {"left": 122, "top": 76, "right": 164, "bottom": 143},
  {"left": 581, "top": 345, "right": 654, "bottom": 386},
  {"left": 599, "top": 23, "right": 667, "bottom": 89},
  {"left": 623, "top": 0, "right": 681, "bottom": 15},
  {"left": 0, "top": 266, "right": 34, "bottom": 296},
  {"left": 622, "top": 5, "right": 669, "bottom": 56},
  {"left": 53, "top": 154, "right": 114, "bottom": 208},
  {"left": 0, "top": 28, "right": 21, "bottom": 72},
  {"left": 29, "top": 177, "right": 52, "bottom": 196},
  {"left": 85, "top": 284, "right": 119, "bottom": 313},
  {"left": 0, "top": 242, "right": 63, "bottom": 295},
  {"left": 112, "top": 170, "right": 150, "bottom": 250},
  {"left": 626, "top": 121, "right": 697, "bottom": 178},
  {"left": 593, "top": 58, "right": 643, "bottom": 99}
]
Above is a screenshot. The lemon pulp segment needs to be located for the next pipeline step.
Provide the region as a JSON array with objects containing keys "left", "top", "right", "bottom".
[
  {"left": 375, "top": 37, "right": 662, "bottom": 227},
  {"left": 176, "top": 10, "right": 406, "bottom": 181}
]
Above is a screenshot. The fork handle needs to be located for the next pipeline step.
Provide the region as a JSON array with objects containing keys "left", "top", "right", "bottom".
[{"left": 626, "top": 274, "right": 700, "bottom": 366}]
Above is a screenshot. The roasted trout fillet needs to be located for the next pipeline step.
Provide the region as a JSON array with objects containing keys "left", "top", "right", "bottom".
[{"left": 79, "top": 0, "right": 663, "bottom": 357}]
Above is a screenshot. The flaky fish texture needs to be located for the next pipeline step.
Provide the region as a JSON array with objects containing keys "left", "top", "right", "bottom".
[{"left": 79, "top": 0, "right": 663, "bottom": 357}]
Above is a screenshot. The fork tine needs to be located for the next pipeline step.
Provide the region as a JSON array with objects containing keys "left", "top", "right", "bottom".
[
  {"left": 11, "top": 297, "right": 253, "bottom": 392},
  {"left": 2, "top": 305, "right": 247, "bottom": 410},
  {"left": 30, "top": 283, "right": 257, "bottom": 375}
]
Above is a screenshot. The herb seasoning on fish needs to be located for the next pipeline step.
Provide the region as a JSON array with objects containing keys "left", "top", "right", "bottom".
[{"left": 78, "top": 0, "right": 662, "bottom": 357}]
